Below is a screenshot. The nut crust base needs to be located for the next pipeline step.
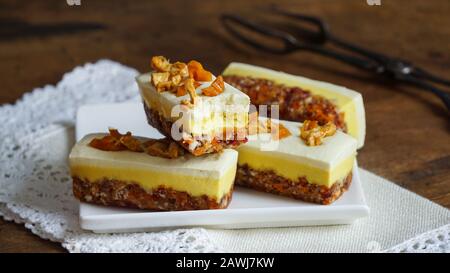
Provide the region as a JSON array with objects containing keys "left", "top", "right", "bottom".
[
  {"left": 73, "top": 177, "right": 233, "bottom": 211},
  {"left": 236, "top": 164, "right": 352, "bottom": 205}
]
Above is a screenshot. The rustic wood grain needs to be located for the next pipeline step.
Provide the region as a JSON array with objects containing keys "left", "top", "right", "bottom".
[{"left": 0, "top": 0, "right": 449, "bottom": 253}]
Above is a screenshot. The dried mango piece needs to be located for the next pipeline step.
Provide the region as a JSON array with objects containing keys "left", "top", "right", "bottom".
[
  {"left": 89, "top": 135, "right": 126, "bottom": 151},
  {"left": 143, "top": 138, "right": 184, "bottom": 159},
  {"left": 89, "top": 128, "right": 127, "bottom": 151},
  {"left": 176, "top": 85, "right": 187, "bottom": 97},
  {"left": 273, "top": 123, "right": 292, "bottom": 140},
  {"left": 202, "top": 76, "right": 224, "bottom": 96},
  {"left": 188, "top": 60, "right": 212, "bottom": 81}
]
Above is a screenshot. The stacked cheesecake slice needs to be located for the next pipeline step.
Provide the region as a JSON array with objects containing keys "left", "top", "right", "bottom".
[
  {"left": 237, "top": 118, "right": 357, "bottom": 205},
  {"left": 69, "top": 57, "right": 364, "bottom": 212}
]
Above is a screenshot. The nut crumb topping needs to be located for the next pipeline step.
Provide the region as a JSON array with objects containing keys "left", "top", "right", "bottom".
[
  {"left": 150, "top": 56, "right": 189, "bottom": 93},
  {"left": 151, "top": 56, "right": 171, "bottom": 72},
  {"left": 89, "top": 128, "right": 184, "bottom": 159},
  {"left": 300, "top": 120, "right": 336, "bottom": 146},
  {"left": 150, "top": 56, "right": 224, "bottom": 102},
  {"left": 142, "top": 138, "right": 185, "bottom": 159},
  {"left": 151, "top": 71, "right": 171, "bottom": 92}
]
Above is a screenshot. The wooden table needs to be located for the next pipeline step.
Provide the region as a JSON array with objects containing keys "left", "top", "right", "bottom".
[{"left": 0, "top": 0, "right": 448, "bottom": 253}]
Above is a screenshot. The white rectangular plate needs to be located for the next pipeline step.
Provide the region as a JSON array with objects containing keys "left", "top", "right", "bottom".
[{"left": 76, "top": 102, "right": 369, "bottom": 233}]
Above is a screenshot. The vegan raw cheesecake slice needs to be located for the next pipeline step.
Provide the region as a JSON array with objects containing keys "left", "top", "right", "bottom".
[
  {"left": 236, "top": 118, "right": 358, "bottom": 205},
  {"left": 222, "top": 62, "right": 366, "bottom": 149},
  {"left": 70, "top": 131, "right": 238, "bottom": 211}
]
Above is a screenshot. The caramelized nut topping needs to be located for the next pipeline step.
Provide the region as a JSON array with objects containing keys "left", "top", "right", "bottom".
[
  {"left": 300, "top": 120, "right": 336, "bottom": 146},
  {"left": 89, "top": 128, "right": 183, "bottom": 159},
  {"left": 143, "top": 138, "right": 185, "bottom": 159},
  {"left": 89, "top": 131, "right": 127, "bottom": 151},
  {"left": 119, "top": 132, "right": 144, "bottom": 152},
  {"left": 150, "top": 56, "right": 224, "bottom": 99},
  {"left": 184, "top": 78, "right": 197, "bottom": 104},
  {"left": 150, "top": 57, "right": 190, "bottom": 93}
]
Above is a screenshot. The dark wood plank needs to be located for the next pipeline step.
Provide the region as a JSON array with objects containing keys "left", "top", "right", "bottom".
[
  {"left": 0, "top": 218, "right": 64, "bottom": 252},
  {"left": 0, "top": 0, "right": 449, "bottom": 252}
]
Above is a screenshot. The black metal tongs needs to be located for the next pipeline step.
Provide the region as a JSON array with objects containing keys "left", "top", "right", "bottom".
[{"left": 221, "top": 7, "right": 450, "bottom": 114}]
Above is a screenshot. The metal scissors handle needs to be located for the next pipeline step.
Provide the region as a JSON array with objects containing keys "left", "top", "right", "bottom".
[{"left": 221, "top": 7, "right": 450, "bottom": 113}]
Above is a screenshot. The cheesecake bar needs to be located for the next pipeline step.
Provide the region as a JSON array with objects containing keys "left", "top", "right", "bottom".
[
  {"left": 236, "top": 118, "right": 357, "bottom": 205},
  {"left": 70, "top": 131, "right": 238, "bottom": 210},
  {"left": 137, "top": 56, "right": 250, "bottom": 156},
  {"left": 222, "top": 62, "right": 366, "bottom": 148}
]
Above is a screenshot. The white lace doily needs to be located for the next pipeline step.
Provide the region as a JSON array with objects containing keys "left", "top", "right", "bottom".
[
  {"left": 385, "top": 224, "right": 450, "bottom": 253},
  {"left": 0, "top": 60, "right": 447, "bottom": 253}
]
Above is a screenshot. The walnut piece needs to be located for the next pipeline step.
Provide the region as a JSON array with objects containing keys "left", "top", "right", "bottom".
[
  {"left": 151, "top": 72, "right": 171, "bottom": 92},
  {"left": 170, "top": 62, "right": 189, "bottom": 78},
  {"left": 151, "top": 56, "right": 171, "bottom": 72},
  {"left": 300, "top": 120, "right": 337, "bottom": 146}
]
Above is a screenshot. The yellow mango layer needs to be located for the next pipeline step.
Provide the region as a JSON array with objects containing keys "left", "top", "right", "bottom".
[{"left": 71, "top": 162, "right": 236, "bottom": 201}]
